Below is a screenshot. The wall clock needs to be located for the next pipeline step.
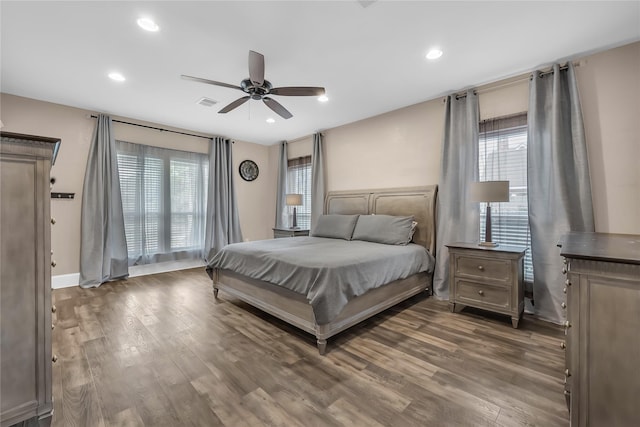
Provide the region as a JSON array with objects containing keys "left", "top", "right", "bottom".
[{"left": 239, "top": 159, "right": 259, "bottom": 182}]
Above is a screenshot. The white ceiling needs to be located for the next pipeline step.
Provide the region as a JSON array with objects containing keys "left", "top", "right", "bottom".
[{"left": 2, "top": 1, "right": 639, "bottom": 145}]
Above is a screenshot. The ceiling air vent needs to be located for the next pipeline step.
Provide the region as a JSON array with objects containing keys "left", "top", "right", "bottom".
[{"left": 196, "top": 97, "right": 217, "bottom": 107}]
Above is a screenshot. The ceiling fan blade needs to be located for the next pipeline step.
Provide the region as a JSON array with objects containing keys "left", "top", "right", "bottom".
[
  {"left": 218, "top": 96, "right": 251, "bottom": 113},
  {"left": 181, "top": 75, "right": 243, "bottom": 91},
  {"left": 270, "top": 86, "right": 326, "bottom": 97},
  {"left": 248, "top": 50, "right": 265, "bottom": 86},
  {"left": 263, "top": 97, "right": 293, "bottom": 119}
]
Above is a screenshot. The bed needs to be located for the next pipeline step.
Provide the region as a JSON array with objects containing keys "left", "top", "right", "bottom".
[{"left": 207, "top": 185, "right": 437, "bottom": 354}]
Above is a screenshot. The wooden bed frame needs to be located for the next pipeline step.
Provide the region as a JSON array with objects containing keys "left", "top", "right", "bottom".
[{"left": 212, "top": 185, "right": 438, "bottom": 354}]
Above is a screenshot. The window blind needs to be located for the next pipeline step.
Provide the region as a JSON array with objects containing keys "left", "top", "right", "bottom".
[
  {"left": 479, "top": 113, "right": 533, "bottom": 282},
  {"left": 287, "top": 156, "right": 312, "bottom": 229},
  {"left": 116, "top": 141, "right": 208, "bottom": 265}
]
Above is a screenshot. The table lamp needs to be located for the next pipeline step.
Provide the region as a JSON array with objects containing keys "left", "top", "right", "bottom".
[
  {"left": 286, "top": 193, "right": 303, "bottom": 229},
  {"left": 470, "top": 181, "right": 509, "bottom": 247}
]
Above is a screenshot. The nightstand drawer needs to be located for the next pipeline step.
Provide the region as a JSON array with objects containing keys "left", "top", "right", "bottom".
[
  {"left": 456, "top": 279, "right": 510, "bottom": 309},
  {"left": 273, "top": 228, "right": 309, "bottom": 238},
  {"left": 455, "top": 255, "right": 511, "bottom": 282}
]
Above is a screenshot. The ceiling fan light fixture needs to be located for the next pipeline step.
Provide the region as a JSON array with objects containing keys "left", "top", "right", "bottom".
[
  {"left": 266, "top": 117, "right": 275, "bottom": 124},
  {"left": 108, "top": 72, "right": 126, "bottom": 82},
  {"left": 426, "top": 48, "right": 443, "bottom": 60},
  {"left": 137, "top": 17, "right": 159, "bottom": 32},
  {"left": 318, "top": 95, "right": 329, "bottom": 103}
]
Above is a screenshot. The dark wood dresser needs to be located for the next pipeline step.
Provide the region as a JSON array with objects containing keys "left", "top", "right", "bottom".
[
  {"left": 559, "top": 232, "right": 640, "bottom": 427},
  {"left": 1, "top": 132, "right": 59, "bottom": 427}
]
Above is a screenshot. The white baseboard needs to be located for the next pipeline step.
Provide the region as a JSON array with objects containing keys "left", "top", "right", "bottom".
[
  {"left": 52, "top": 259, "right": 206, "bottom": 289},
  {"left": 128, "top": 259, "right": 205, "bottom": 277},
  {"left": 52, "top": 273, "right": 80, "bottom": 289}
]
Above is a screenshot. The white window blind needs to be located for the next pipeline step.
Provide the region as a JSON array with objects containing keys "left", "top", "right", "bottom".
[
  {"left": 479, "top": 113, "right": 533, "bottom": 282},
  {"left": 117, "top": 141, "right": 208, "bottom": 265},
  {"left": 287, "top": 156, "right": 312, "bottom": 229}
]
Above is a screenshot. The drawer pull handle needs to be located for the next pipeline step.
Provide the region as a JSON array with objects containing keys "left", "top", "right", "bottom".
[
  {"left": 52, "top": 355, "right": 58, "bottom": 363},
  {"left": 52, "top": 305, "right": 57, "bottom": 313},
  {"left": 478, "top": 290, "right": 484, "bottom": 296},
  {"left": 51, "top": 260, "right": 57, "bottom": 268},
  {"left": 477, "top": 265, "right": 484, "bottom": 271},
  {"left": 565, "top": 279, "right": 571, "bottom": 286},
  {"left": 562, "top": 266, "right": 567, "bottom": 275},
  {"left": 563, "top": 287, "right": 567, "bottom": 294},
  {"left": 564, "top": 321, "right": 571, "bottom": 328},
  {"left": 560, "top": 341, "right": 566, "bottom": 350},
  {"left": 561, "top": 302, "right": 567, "bottom": 309},
  {"left": 565, "top": 369, "right": 570, "bottom": 377},
  {"left": 564, "top": 390, "right": 571, "bottom": 396},
  {"left": 52, "top": 324, "right": 55, "bottom": 330},
  {"left": 51, "top": 217, "right": 56, "bottom": 225}
]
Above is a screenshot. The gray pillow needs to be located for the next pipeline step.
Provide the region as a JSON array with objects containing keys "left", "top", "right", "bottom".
[
  {"left": 352, "top": 214, "right": 415, "bottom": 245},
  {"left": 311, "top": 214, "right": 360, "bottom": 240}
]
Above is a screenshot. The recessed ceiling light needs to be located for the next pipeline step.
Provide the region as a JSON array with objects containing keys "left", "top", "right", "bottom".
[
  {"left": 137, "top": 17, "right": 159, "bottom": 32},
  {"left": 108, "top": 72, "right": 126, "bottom": 82},
  {"left": 426, "top": 49, "right": 443, "bottom": 60},
  {"left": 318, "top": 95, "right": 329, "bottom": 103},
  {"left": 266, "top": 117, "right": 275, "bottom": 124}
]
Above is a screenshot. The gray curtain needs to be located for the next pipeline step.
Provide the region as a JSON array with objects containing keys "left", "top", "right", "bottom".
[
  {"left": 528, "top": 63, "right": 594, "bottom": 323},
  {"left": 311, "top": 133, "right": 325, "bottom": 232},
  {"left": 204, "top": 137, "right": 243, "bottom": 262},
  {"left": 432, "top": 91, "right": 480, "bottom": 298},
  {"left": 274, "top": 141, "right": 288, "bottom": 229},
  {"left": 79, "top": 114, "right": 129, "bottom": 288}
]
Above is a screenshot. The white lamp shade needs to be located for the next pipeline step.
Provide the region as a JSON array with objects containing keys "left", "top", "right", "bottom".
[
  {"left": 469, "top": 181, "right": 510, "bottom": 203},
  {"left": 285, "top": 193, "right": 303, "bottom": 206}
]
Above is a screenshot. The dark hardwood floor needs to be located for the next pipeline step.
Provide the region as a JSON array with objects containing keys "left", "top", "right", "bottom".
[{"left": 51, "top": 268, "right": 568, "bottom": 426}]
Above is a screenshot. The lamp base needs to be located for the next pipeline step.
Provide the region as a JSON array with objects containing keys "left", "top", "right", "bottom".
[{"left": 478, "top": 241, "right": 499, "bottom": 247}]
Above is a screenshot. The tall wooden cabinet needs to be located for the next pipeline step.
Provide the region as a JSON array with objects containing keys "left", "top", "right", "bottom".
[
  {"left": 559, "top": 232, "right": 640, "bottom": 427},
  {"left": 1, "top": 132, "right": 60, "bottom": 427}
]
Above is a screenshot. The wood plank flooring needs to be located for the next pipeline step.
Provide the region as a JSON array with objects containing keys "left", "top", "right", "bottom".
[{"left": 51, "top": 268, "right": 568, "bottom": 426}]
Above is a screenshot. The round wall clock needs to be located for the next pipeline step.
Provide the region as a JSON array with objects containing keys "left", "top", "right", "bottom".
[{"left": 239, "top": 159, "right": 259, "bottom": 182}]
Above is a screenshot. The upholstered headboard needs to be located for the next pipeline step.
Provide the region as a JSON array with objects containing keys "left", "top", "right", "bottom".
[{"left": 325, "top": 185, "right": 438, "bottom": 255}]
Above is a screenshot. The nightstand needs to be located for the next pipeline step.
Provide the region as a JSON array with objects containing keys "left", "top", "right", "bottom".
[
  {"left": 446, "top": 242, "right": 526, "bottom": 328},
  {"left": 273, "top": 228, "right": 310, "bottom": 238}
]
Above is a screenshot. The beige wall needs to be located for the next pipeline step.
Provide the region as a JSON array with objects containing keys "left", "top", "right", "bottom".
[
  {"left": 285, "top": 41, "right": 639, "bottom": 235},
  {"left": 575, "top": 42, "right": 640, "bottom": 234},
  {"left": 0, "top": 94, "right": 274, "bottom": 275}
]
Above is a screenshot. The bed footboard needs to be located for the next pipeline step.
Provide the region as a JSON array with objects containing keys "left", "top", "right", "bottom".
[{"left": 213, "top": 269, "right": 430, "bottom": 355}]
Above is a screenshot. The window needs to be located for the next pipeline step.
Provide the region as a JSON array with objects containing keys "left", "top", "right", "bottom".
[
  {"left": 479, "top": 113, "right": 533, "bottom": 282},
  {"left": 116, "top": 141, "right": 208, "bottom": 265},
  {"left": 287, "top": 156, "right": 312, "bottom": 229}
]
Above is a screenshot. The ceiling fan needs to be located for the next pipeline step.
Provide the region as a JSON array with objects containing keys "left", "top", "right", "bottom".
[{"left": 182, "top": 50, "right": 325, "bottom": 120}]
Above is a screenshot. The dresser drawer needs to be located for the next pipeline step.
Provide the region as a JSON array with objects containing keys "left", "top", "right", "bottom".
[
  {"left": 454, "top": 255, "right": 512, "bottom": 283},
  {"left": 455, "top": 279, "right": 510, "bottom": 310}
]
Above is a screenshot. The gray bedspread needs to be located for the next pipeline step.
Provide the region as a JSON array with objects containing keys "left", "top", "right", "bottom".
[{"left": 206, "top": 237, "right": 434, "bottom": 324}]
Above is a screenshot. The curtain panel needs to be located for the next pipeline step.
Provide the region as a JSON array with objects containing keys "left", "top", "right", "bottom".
[
  {"left": 79, "top": 114, "right": 129, "bottom": 288},
  {"left": 432, "top": 91, "right": 480, "bottom": 298},
  {"left": 274, "top": 141, "right": 288, "bottom": 229},
  {"left": 528, "top": 63, "right": 594, "bottom": 323},
  {"left": 204, "top": 137, "right": 243, "bottom": 262},
  {"left": 311, "top": 133, "right": 325, "bottom": 233}
]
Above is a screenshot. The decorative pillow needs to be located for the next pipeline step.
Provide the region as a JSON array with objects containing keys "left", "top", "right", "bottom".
[
  {"left": 352, "top": 214, "right": 415, "bottom": 245},
  {"left": 311, "top": 214, "right": 360, "bottom": 240}
]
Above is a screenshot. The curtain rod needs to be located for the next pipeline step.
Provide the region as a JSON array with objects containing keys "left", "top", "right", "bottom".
[
  {"left": 449, "top": 62, "right": 580, "bottom": 101},
  {"left": 286, "top": 132, "right": 325, "bottom": 145},
  {"left": 89, "top": 115, "right": 218, "bottom": 141}
]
